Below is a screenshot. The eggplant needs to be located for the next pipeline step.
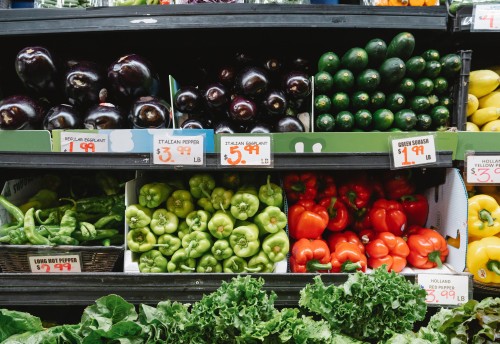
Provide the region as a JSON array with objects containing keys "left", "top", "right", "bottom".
[
  {"left": 64, "top": 61, "right": 106, "bottom": 110},
  {"left": 262, "top": 89, "right": 287, "bottom": 116},
  {"left": 218, "top": 65, "right": 237, "bottom": 87},
  {"left": 234, "top": 52, "right": 255, "bottom": 66},
  {"left": 107, "top": 54, "right": 159, "bottom": 104},
  {"left": 203, "top": 83, "right": 229, "bottom": 110},
  {"left": 235, "top": 66, "right": 270, "bottom": 98},
  {"left": 290, "top": 57, "right": 311, "bottom": 73},
  {"left": 174, "top": 86, "right": 202, "bottom": 113},
  {"left": 228, "top": 96, "right": 258, "bottom": 123},
  {"left": 83, "top": 103, "right": 124, "bottom": 130},
  {"left": 180, "top": 118, "right": 205, "bottom": 130},
  {"left": 15, "top": 46, "right": 58, "bottom": 98},
  {"left": 129, "top": 96, "right": 171, "bottom": 129},
  {"left": 0, "top": 95, "right": 45, "bottom": 130},
  {"left": 213, "top": 120, "right": 237, "bottom": 134},
  {"left": 275, "top": 116, "right": 305, "bottom": 132},
  {"left": 283, "top": 71, "right": 311, "bottom": 99},
  {"left": 247, "top": 122, "right": 272, "bottom": 134},
  {"left": 43, "top": 104, "right": 82, "bottom": 130}
]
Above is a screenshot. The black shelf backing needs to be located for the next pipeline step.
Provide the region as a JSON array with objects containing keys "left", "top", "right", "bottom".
[
  {"left": 0, "top": 151, "right": 453, "bottom": 170},
  {"left": 0, "top": 4, "right": 448, "bottom": 35}
]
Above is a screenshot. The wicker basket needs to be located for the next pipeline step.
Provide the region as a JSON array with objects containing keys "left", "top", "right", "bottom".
[{"left": 0, "top": 245, "right": 124, "bottom": 273}]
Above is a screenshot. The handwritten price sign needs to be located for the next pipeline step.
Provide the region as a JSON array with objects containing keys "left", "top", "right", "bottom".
[
  {"left": 60, "top": 132, "right": 109, "bottom": 153},
  {"left": 466, "top": 155, "right": 500, "bottom": 183},
  {"left": 153, "top": 134, "right": 204, "bottom": 165},
  {"left": 28, "top": 255, "right": 82, "bottom": 273},
  {"left": 391, "top": 135, "right": 436, "bottom": 169},
  {"left": 472, "top": 4, "right": 500, "bottom": 31},
  {"left": 220, "top": 136, "right": 272, "bottom": 167},
  {"left": 418, "top": 274, "right": 469, "bottom": 306}
]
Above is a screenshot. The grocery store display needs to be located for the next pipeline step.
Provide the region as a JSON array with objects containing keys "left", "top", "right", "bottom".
[
  {"left": 465, "top": 69, "right": 500, "bottom": 131},
  {"left": 125, "top": 172, "right": 289, "bottom": 273},
  {"left": 314, "top": 32, "right": 462, "bottom": 132}
]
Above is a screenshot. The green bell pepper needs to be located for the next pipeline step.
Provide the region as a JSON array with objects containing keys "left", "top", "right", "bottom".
[
  {"left": 221, "top": 172, "right": 241, "bottom": 190},
  {"left": 181, "top": 231, "right": 212, "bottom": 258},
  {"left": 258, "top": 175, "right": 283, "bottom": 208},
  {"left": 208, "top": 211, "right": 234, "bottom": 239},
  {"left": 223, "top": 256, "right": 248, "bottom": 273},
  {"left": 139, "top": 182, "right": 172, "bottom": 209},
  {"left": 197, "top": 197, "right": 215, "bottom": 213},
  {"left": 230, "top": 193, "right": 260, "bottom": 221},
  {"left": 150, "top": 209, "right": 178, "bottom": 236},
  {"left": 210, "top": 187, "right": 234, "bottom": 211},
  {"left": 0, "top": 195, "right": 25, "bottom": 236},
  {"left": 262, "top": 229, "right": 289, "bottom": 263},
  {"left": 245, "top": 251, "right": 274, "bottom": 273},
  {"left": 236, "top": 185, "right": 258, "bottom": 196},
  {"left": 59, "top": 209, "right": 78, "bottom": 236},
  {"left": 229, "top": 223, "right": 260, "bottom": 258},
  {"left": 19, "top": 189, "right": 58, "bottom": 214},
  {"left": 139, "top": 249, "right": 168, "bottom": 273},
  {"left": 211, "top": 239, "right": 233, "bottom": 260},
  {"left": 0, "top": 228, "right": 28, "bottom": 245},
  {"left": 125, "top": 204, "right": 152, "bottom": 229},
  {"left": 166, "top": 190, "right": 195, "bottom": 219},
  {"left": 186, "top": 210, "right": 210, "bottom": 232},
  {"left": 167, "top": 248, "right": 196, "bottom": 273},
  {"left": 127, "top": 227, "right": 156, "bottom": 252},
  {"left": 254, "top": 206, "right": 287, "bottom": 235},
  {"left": 196, "top": 253, "right": 222, "bottom": 273},
  {"left": 177, "top": 221, "right": 190, "bottom": 240},
  {"left": 24, "top": 208, "right": 52, "bottom": 246},
  {"left": 157, "top": 233, "right": 181, "bottom": 256},
  {"left": 189, "top": 173, "right": 216, "bottom": 199}
]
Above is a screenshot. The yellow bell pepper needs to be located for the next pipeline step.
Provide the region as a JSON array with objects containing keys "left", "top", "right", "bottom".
[
  {"left": 468, "top": 194, "right": 500, "bottom": 240},
  {"left": 466, "top": 236, "right": 500, "bottom": 284}
]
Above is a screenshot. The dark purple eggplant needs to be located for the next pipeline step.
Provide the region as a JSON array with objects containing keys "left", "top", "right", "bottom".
[
  {"left": 234, "top": 52, "right": 255, "bottom": 66},
  {"left": 275, "top": 116, "right": 305, "bottom": 132},
  {"left": 229, "top": 96, "right": 258, "bottom": 123},
  {"left": 15, "top": 46, "right": 58, "bottom": 98},
  {"left": 218, "top": 65, "right": 237, "bottom": 87},
  {"left": 107, "top": 54, "right": 159, "bottom": 104},
  {"left": 203, "top": 83, "right": 229, "bottom": 109},
  {"left": 0, "top": 95, "right": 45, "bottom": 130},
  {"left": 84, "top": 103, "right": 123, "bottom": 130},
  {"left": 180, "top": 118, "right": 205, "bottom": 130},
  {"left": 43, "top": 104, "right": 82, "bottom": 130},
  {"left": 174, "top": 86, "right": 202, "bottom": 113},
  {"left": 129, "top": 96, "right": 171, "bottom": 129},
  {"left": 263, "top": 57, "right": 282, "bottom": 75},
  {"left": 235, "top": 67, "right": 269, "bottom": 98},
  {"left": 262, "top": 89, "right": 287, "bottom": 116},
  {"left": 290, "top": 57, "right": 311, "bottom": 73},
  {"left": 64, "top": 61, "right": 106, "bottom": 110},
  {"left": 247, "top": 122, "right": 272, "bottom": 134},
  {"left": 213, "top": 120, "right": 237, "bottom": 134},
  {"left": 283, "top": 71, "right": 311, "bottom": 99}
]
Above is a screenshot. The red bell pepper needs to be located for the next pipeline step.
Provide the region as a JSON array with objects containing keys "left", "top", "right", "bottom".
[
  {"left": 338, "top": 178, "right": 372, "bottom": 211},
  {"left": 283, "top": 172, "right": 317, "bottom": 203},
  {"left": 288, "top": 200, "right": 328, "bottom": 240},
  {"left": 318, "top": 197, "right": 349, "bottom": 232},
  {"left": 383, "top": 170, "right": 416, "bottom": 200},
  {"left": 330, "top": 242, "right": 367, "bottom": 273},
  {"left": 290, "top": 238, "right": 332, "bottom": 273},
  {"left": 352, "top": 208, "right": 372, "bottom": 233},
  {"left": 369, "top": 199, "right": 407, "bottom": 236},
  {"left": 365, "top": 231, "right": 410, "bottom": 273},
  {"left": 316, "top": 173, "right": 337, "bottom": 200},
  {"left": 327, "top": 230, "right": 365, "bottom": 254},
  {"left": 400, "top": 194, "right": 429, "bottom": 227},
  {"left": 406, "top": 227, "right": 449, "bottom": 269},
  {"left": 359, "top": 228, "right": 376, "bottom": 245}
]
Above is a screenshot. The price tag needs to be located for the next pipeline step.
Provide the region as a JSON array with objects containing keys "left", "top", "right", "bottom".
[
  {"left": 391, "top": 135, "right": 436, "bottom": 168},
  {"left": 153, "top": 134, "right": 204, "bottom": 165},
  {"left": 60, "top": 132, "right": 109, "bottom": 153},
  {"left": 28, "top": 254, "right": 82, "bottom": 273},
  {"left": 418, "top": 274, "right": 469, "bottom": 306},
  {"left": 472, "top": 4, "right": 500, "bottom": 31},
  {"left": 466, "top": 155, "right": 500, "bottom": 183},
  {"left": 220, "top": 136, "right": 272, "bottom": 167}
]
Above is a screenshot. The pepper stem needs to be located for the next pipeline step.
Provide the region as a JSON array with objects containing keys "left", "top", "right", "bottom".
[
  {"left": 244, "top": 266, "right": 262, "bottom": 272},
  {"left": 486, "top": 260, "right": 500, "bottom": 275},
  {"left": 200, "top": 184, "right": 211, "bottom": 199},
  {"left": 428, "top": 250, "right": 443, "bottom": 268},
  {"left": 479, "top": 209, "right": 495, "bottom": 227},
  {"left": 180, "top": 264, "right": 195, "bottom": 271},
  {"left": 400, "top": 195, "right": 417, "bottom": 202},
  {"left": 306, "top": 260, "right": 332, "bottom": 272},
  {"left": 347, "top": 191, "right": 358, "bottom": 210},
  {"left": 290, "top": 182, "right": 305, "bottom": 193},
  {"left": 341, "top": 260, "right": 362, "bottom": 272},
  {"left": 266, "top": 175, "right": 273, "bottom": 196}
]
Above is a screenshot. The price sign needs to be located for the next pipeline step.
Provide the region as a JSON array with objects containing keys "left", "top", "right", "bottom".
[
  {"left": 391, "top": 135, "right": 436, "bottom": 168},
  {"left": 466, "top": 155, "right": 500, "bottom": 183},
  {"left": 153, "top": 134, "right": 204, "bottom": 165},
  {"left": 472, "top": 4, "right": 500, "bottom": 31},
  {"left": 28, "top": 254, "right": 82, "bottom": 273},
  {"left": 418, "top": 274, "right": 469, "bottom": 306},
  {"left": 220, "top": 136, "right": 272, "bottom": 167},
  {"left": 60, "top": 132, "right": 109, "bottom": 153}
]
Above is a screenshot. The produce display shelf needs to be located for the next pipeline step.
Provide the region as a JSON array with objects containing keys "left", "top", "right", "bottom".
[
  {"left": 0, "top": 4, "right": 448, "bottom": 36},
  {"left": 451, "top": 6, "right": 473, "bottom": 32},
  {"left": 0, "top": 151, "right": 454, "bottom": 170}
]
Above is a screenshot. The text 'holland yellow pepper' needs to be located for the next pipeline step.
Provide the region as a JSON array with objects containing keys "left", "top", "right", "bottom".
[
  {"left": 467, "top": 236, "right": 500, "bottom": 284},
  {"left": 468, "top": 194, "right": 500, "bottom": 240}
]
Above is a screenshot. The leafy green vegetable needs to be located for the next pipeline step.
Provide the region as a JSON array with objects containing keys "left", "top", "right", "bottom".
[
  {"left": 299, "top": 268, "right": 427, "bottom": 342},
  {"left": 138, "top": 301, "right": 190, "bottom": 343},
  {"left": 0, "top": 309, "right": 43, "bottom": 342}
]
